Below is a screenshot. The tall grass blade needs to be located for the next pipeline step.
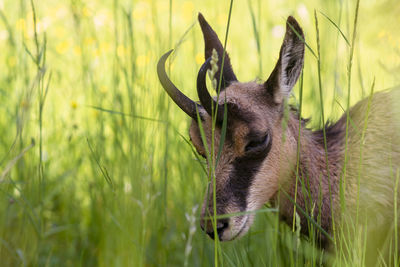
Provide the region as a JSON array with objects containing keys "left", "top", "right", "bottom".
[{"left": 319, "top": 11, "right": 350, "bottom": 46}]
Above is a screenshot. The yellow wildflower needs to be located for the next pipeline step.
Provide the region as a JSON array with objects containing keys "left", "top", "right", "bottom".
[
  {"left": 84, "top": 37, "right": 95, "bottom": 47},
  {"left": 100, "top": 86, "right": 108, "bottom": 94},
  {"left": 195, "top": 53, "right": 203, "bottom": 65},
  {"left": 70, "top": 100, "right": 78, "bottom": 109},
  {"left": 83, "top": 7, "right": 91, "bottom": 17},
  {"left": 136, "top": 55, "right": 149, "bottom": 67},
  {"left": 56, "top": 40, "right": 70, "bottom": 54},
  {"left": 16, "top": 18, "right": 26, "bottom": 32},
  {"left": 182, "top": 1, "right": 194, "bottom": 19},
  {"left": 8, "top": 56, "right": 17, "bottom": 67},
  {"left": 74, "top": 46, "right": 82, "bottom": 56},
  {"left": 117, "top": 45, "right": 126, "bottom": 57}
]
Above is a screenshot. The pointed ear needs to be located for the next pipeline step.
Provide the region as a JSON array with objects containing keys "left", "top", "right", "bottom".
[
  {"left": 198, "top": 13, "right": 237, "bottom": 91},
  {"left": 265, "top": 16, "right": 305, "bottom": 104}
]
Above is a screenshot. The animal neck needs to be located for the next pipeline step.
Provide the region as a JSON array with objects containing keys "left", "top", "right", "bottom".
[{"left": 277, "top": 113, "right": 345, "bottom": 245}]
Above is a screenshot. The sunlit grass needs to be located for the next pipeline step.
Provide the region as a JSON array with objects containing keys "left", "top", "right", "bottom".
[{"left": 0, "top": 0, "right": 399, "bottom": 266}]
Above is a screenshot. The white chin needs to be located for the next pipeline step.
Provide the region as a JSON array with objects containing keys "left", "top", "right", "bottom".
[{"left": 220, "top": 214, "right": 254, "bottom": 241}]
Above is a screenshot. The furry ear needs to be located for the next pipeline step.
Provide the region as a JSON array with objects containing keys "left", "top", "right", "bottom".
[
  {"left": 264, "top": 16, "right": 305, "bottom": 104},
  {"left": 198, "top": 13, "right": 237, "bottom": 91}
]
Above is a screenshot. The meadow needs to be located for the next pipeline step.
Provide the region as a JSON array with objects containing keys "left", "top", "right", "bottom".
[{"left": 0, "top": 0, "right": 399, "bottom": 266}]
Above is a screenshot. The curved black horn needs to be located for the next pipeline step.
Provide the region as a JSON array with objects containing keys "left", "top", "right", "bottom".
[
  {"left": 157, "top": 50, "right": 201, "bottom": 119},
  {"left": 197, "top": 57, "right": 225, "bottom": 123}
]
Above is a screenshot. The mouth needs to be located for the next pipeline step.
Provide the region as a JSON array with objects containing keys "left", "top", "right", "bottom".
[{"left": 223, "top": 215, "right": 249, "bottom": 241}]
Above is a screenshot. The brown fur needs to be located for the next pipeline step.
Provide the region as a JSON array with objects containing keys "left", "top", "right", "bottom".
[
  {"left": 276, "top": 113, "right": 345, "bottom": 246},
  {"left": 158, "top": 13, "right": 400, "bottom": 265}
]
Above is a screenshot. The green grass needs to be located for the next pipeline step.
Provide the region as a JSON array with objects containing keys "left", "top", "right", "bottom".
[{"left": 0, "top": 0, "right": 399, "bottom": 266}]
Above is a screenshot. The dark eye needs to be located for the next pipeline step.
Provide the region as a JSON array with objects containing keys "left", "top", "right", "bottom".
[{"left": 245, "top": 133, "right": 270, "bottom": 154}]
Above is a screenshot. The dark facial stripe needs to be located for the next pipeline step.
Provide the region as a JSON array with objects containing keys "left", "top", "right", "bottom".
[{"left": 226, "top": 135, "right": 273, "bottom": 211}]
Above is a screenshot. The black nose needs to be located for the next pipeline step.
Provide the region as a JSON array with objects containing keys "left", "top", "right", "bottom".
[{"left": 203, "top": 220, "right": 229, "bottom": 240}]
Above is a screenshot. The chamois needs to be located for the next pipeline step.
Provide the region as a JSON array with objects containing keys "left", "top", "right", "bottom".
[{"left": 158, "top": 13, "right": 400, "bottom": 264}]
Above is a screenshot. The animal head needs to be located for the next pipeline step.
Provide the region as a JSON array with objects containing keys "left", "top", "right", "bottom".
[{"left": 157, "top": 13, "right": 305, "bottom": 241}]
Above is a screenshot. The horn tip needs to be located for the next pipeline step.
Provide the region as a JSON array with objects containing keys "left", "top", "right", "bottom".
[
  {"left": 159, "top": 49, "right": 174, "bottom": 63},
  {"left": 198, "top": 12, "right": 209, "bottom": 28},
  {"left": 198, "top": 12, "right": 204, "bottom": 22},
  {"left": 157, "top": 49, "right": 174, "bottom": 79}
]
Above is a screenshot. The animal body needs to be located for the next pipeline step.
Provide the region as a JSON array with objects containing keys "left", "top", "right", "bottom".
[{"left": 158, "top": 13, "right": 400, "bottom": 265}]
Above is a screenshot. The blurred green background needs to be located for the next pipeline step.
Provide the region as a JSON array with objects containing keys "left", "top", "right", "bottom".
[{"left": 0, "top": 0, "right": 399, "bottom": 266}]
